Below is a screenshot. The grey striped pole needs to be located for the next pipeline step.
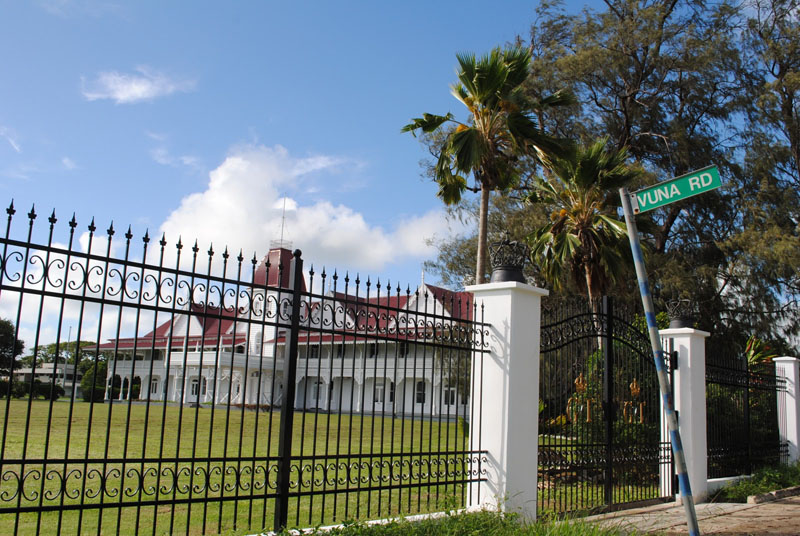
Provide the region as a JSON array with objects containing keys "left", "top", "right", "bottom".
[{"left": 619, "top": 188, "right": 700, "bottom": 536}]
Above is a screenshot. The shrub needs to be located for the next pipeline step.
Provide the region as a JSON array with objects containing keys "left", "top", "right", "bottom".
[{"left": 713, "top": 462, "right": 800, "bottom": 502}]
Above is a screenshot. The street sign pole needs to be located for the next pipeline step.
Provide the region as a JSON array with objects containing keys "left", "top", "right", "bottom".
[{"left": 619, "top": 187, "right": 701, "bottom": 536}]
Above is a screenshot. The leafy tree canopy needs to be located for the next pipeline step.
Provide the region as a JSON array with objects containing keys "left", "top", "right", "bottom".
[
  {"left": 424, "top": 0, "right": 800, "bottom": 352},
  {"left": 0, "top": 318, "right": 24, "bottom": 372}
]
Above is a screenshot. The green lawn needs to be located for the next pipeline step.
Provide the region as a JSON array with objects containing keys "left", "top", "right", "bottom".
[{"left": 0, "top": 399, "right": 471, "bottom": 536}]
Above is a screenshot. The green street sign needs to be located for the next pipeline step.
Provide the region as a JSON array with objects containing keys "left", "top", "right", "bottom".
[{"left": 633, "top": 165, "right": 721, "bottom": 214}]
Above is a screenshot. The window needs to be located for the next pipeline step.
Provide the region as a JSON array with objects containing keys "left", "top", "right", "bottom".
[
  {"left": 236, "top": 345, "right": 245, "bottom": 354},
  {"left": 389, "top": 381, "right": 395, "bottom": 403},
  {"left": 368, "top": 343, "right": 377, "bottom": 358},
  {"left": 309, "top": 346, "right": 320, "bottom": 359},
  {"left": 153, "top": 350, "right": 163, "bottom": 361},
  {"left": 415, "top": 381, "right": 426, "bottom": 404},
  {"left": 373, "top": 380, "right": 385, "bottom": 403},
  {"left": 443, "top": 387, "right": 457, "bottom": 406},
  {"left": 399, "top": 342, "right": 409, "bottom": 358},
  {"left": 336, "top": 344, "right": 344, "bottom": 358},
  {"left": 150, "top": 379, "right": 159, "bottom": 395},
  {"left": 192, "top": 378, "right": 206, "bottom": 396}
]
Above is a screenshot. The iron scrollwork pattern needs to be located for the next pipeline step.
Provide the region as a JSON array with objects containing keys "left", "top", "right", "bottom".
[{"left": 0, "top": 203, "right": 491, "bottom": 534}]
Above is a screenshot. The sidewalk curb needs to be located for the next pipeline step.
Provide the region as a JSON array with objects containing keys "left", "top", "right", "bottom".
[{"left": 747, "top": 485, "right": 800, "bottom": 504}]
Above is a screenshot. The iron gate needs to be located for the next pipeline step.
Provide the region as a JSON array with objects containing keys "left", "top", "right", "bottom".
[
  {"left": 706, "top": 349, "right": 788, "bottom": 478},
  {"left": 537, "top": 296, "right": 673, "bottom": 516}
]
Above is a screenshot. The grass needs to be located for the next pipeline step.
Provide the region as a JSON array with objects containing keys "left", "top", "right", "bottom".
[
  {"left": 712, "top": 462, "right": 800, "bottom": 503},
  {"left": 0, "top": 399, "right": 470, "bottom": 535},
  {"left": 269, "top": 510, "right": 633, "bottom": 536}
]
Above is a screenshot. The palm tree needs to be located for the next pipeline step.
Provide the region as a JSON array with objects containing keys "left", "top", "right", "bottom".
[
  {"left": 403, "top": 47, "right": 574, "bottom": 284},
  {"left": 527, "top": 139, "right": 639, "bottom": 299}
]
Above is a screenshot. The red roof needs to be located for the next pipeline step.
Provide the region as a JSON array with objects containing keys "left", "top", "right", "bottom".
[
  {"left": 96, "top": 303, "right": 246, "bottom": 351},
  {"left": 252, "top": 247, "right": 307, "bottom": 292},
  {"left": 94, "top": 249, "right": 475, "bottom": 352}
]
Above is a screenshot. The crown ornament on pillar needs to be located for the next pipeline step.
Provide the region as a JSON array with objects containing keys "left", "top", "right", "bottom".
[
  {"left": 489, "top": 232, "right": 529, "bottom": 283},
  {"left": 665, "top": 298, "right": 695, "bottom": 329}
]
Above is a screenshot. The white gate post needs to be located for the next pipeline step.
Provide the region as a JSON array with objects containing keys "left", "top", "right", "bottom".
[
  {"left": 774, "top": 357, "right": 800, "bottom": 464},
  {"left": 660, "top": 327, "right": 709, "bottom": 503},
  {"left": 465, "top": 281, "right": 547, "bottom": 519}
]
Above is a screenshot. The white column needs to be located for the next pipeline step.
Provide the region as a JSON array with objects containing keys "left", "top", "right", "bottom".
[
  {"left": 465, "top": 281, "right": 548, "bottom": 520},
  {"left": 660, "top": 327, "right": 709, "bottom": 502},
  {"left": 774, "top": 357, "right": 800, "bottom": 464}
]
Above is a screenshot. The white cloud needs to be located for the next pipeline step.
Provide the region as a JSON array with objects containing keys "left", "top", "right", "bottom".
[
  {"left": 82, "top": 66, "right": 195, "bottom": 104},
  {"left": 158, "top": 144, "right": 448, "bottom": 274},
  {"left": 150, "top": 147, "right": 202, "bottom": 172},
  {"left": 62, "top": 157, "right": 77, "bottom": 170},
  {"left": 0, "top": 126, "right": 21, "bottom": 153}
]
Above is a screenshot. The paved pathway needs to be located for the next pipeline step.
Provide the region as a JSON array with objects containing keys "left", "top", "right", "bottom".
[{"left": 586, "top": 497, "right": 800, "bottom": 535}]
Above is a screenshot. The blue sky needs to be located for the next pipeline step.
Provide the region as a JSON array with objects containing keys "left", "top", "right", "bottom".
[{"left": 1, "top": 0, "right": 598, "bottom": 289}]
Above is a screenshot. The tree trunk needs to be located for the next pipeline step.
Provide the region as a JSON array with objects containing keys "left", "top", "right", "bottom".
[{"left": 476, "top": 186, "right": 491, "bottom": 284}]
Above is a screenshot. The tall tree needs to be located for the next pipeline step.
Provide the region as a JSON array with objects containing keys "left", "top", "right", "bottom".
[
  {"left": 424, "top": 1, "right": 800, "bottom": 350},
  {"left": 21, "top": 340, "right": 97, "bottom": 369},
  {"left": 527, "top": 139, "right": 639, "bottom": 299},
  {"left": 0, "top": 318, "right": 24, "bottom": 374},
  {"left": 403, "top": 47, "right": 573, "bottom": 283}
]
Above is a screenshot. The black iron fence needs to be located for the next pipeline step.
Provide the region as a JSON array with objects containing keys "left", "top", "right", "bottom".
[
  {"left": 538, "top": 296, "right": 673, "bottom": 516},
  {"left": 706, "top": 349, "right": 787, "bottom": 478},
  {"left": 0, "top": 204, "right": 488, "bottom": 535}
]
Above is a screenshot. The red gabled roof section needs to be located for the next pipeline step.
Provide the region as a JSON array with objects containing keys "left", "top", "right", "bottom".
[
  {"left": 97, "top": 303, "right": 246, "bottom": 351},
  {"left": 329, "top": 291, "right": 411, "bottom": 331},
  {"left": 421, "top": 284, "right": 474, "bottom": 321},
  {"left": 252, "top": 247, "right": 307, "bottom": 292}
]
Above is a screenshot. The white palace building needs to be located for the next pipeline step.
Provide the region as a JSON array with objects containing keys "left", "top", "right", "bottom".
[{"left": 99, "top": 246, "right": 474, "bottom": 417}]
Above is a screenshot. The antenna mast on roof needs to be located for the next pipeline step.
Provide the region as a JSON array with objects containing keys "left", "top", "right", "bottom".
[
  {"left": 280, "top": 196, "right": 286, "bottom": 243},
  {"left": 269, "top": 195, "right": 293, "bottom": 250}
]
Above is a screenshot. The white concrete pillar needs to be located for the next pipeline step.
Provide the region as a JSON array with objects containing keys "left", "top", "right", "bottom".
[
  {"left": 465, "top": 281, "right": 548, "bottom": 520},
  {"left": 660, "top": 327, "right": 710, "bottom": 502},
  {"left": 774, "top": 357, "right": 800, "bottom": 464}
]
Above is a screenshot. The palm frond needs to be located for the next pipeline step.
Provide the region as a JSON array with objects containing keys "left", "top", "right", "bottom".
[
  {"left": 401, "top": 113, "right": 453, "bottom": 136},
  {"left": 535, "top": 89, "right": 578, "bottom": 109},
  {"left": 436, "top": 171, "right": 468, "bottom": 205},
  {"left": 507, "top": 112, "right": 574, "bottom": 161},
  {"left": 450, "top": 127, "right": 485, "bottom": 174}
]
